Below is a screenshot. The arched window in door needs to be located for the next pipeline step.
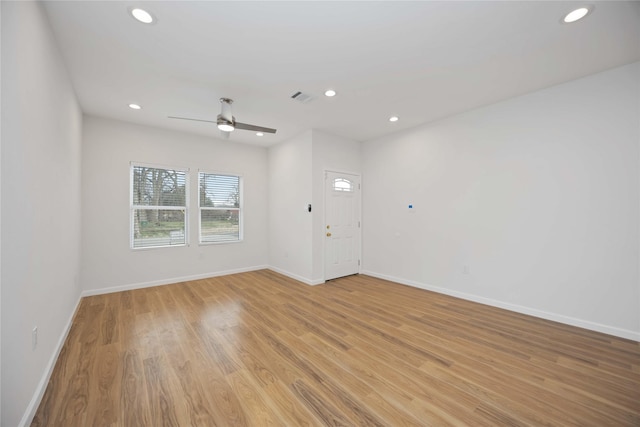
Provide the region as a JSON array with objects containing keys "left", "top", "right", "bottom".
[{"left": 333, "top": 178, "right": 353, "bottom": 192}]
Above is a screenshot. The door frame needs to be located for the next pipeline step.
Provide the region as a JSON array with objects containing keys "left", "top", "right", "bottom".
[{"left": 323, "top": 169, "right": 362, "bottom": 281}]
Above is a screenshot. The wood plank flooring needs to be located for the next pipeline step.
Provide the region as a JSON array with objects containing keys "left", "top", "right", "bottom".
[{"left": 32, "top": 270, "right": 640, "bottom": 426}]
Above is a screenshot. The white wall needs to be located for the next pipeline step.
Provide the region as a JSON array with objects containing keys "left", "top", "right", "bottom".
[
  {"left": 362, "top": 62, "right": 640, "bottom": 340},
  {"left": 1, "top": 2, "right": 83, "bottom": 425},
  {"left": 1, "top": 3, "right": 4, "bottom": 422},
  {"left": 267, "top": 130, "right": 361, "bottom": 284},
  {"left": 268, "top": 131, "right": 314, "bottom": 282},
  {"left": 311, "top": 130, "right": 361, "bottom": 281},
  {"left": 81, "top": 116, "right": 269, "bottom": 293}
]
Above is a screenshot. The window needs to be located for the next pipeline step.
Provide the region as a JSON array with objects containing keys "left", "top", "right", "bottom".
[
  {"left": 131, "top": 164, "right": 188, "bottom": 248},
  {"left": 333, "top": 178, "right": 353, "bottom": 192},
  {"left": 199, "top": 172, "right": 242, "bottom": 243}
]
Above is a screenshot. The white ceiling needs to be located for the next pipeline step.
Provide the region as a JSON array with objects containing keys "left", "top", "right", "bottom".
[{"left": 43, "top": 1, "right": 640, "bottom": 147}]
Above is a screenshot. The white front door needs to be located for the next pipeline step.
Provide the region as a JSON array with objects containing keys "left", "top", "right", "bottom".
[{"left": 324, "top": 171, "right": 361, "bottom": 280}]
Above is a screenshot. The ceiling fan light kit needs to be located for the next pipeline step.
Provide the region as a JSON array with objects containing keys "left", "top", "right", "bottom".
[{"left": 217, "top": 121, "right": 235, "bottom": 132}]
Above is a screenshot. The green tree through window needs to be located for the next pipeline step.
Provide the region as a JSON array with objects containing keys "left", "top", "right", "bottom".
[{"left": 131, "top": 164, "right": 188, "bottom": 248}]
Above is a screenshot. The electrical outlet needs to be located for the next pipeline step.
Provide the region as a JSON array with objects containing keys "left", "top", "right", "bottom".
[
  {"left": 463, "top": 265, "right": 470, "bottom": 275},
  {"left": 32, "top": 326, "right": 38, "bottom": 351}
]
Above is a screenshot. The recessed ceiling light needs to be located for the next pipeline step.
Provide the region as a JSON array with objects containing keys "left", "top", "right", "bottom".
[
  {"left": 256, "top": 132, "right": 264, "bottom": 136},
  {"left": 130, "top": 8, "right": 154, "bottom": 24},
  {"left": 324, "top": 89, "right": 337, "bottom": 97},
  {"left": 389, "top": 116, "right": 399, "bottom": 122},
  {"left": 128, "top": 103, "right": 142, "bottom": 110},
  {"left": 562, "top": 6, "right": 592, "bottom": 23}
]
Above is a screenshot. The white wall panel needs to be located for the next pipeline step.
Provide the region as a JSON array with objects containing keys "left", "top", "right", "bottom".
[
  {"left": 1, "top": 2, "right": 83, "bottom": 424},
  {"left": 362, "top": 62, "right": 640, "bottom": 339},
  {"left": 81, "top": 116, "right": 269, "bottom": 292}
]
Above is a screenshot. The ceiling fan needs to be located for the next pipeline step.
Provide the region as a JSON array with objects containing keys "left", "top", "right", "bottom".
[{"left": 169, "top": 98, "right": 277, "bottom": 137}]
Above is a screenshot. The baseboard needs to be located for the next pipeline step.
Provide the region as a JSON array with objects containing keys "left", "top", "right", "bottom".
[
  {"left": 19, "top": 293, "right": 83, "bottom": 427},
  {"left": 361, "top": 270, "right": 640, "bottom": 342},
  {"left": 267, "top": 266, "right": 324, "bottom": 286},
  {"left": 81, "top": 265, "right": 270, "bottom": 297}
]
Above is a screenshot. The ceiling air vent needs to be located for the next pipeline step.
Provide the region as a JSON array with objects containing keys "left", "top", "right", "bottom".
[{"left": 291, "top": 91, "right": 315, "bottom": 104}]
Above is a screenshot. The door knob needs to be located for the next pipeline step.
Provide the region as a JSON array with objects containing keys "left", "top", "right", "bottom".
[{"left": 326, "top": 232, "right": 332, "bottom": 237}]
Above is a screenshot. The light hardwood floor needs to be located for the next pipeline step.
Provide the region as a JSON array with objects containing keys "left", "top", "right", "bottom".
[{"left": 33, "top": 270, "right": 640, "bottom": 426}]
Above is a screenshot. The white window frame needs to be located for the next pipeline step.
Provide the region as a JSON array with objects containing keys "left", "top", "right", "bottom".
[
  {"left": 198, "top": 171, "right": 243, "bottom": 245},
  {"left": 130, "top": 162, "right": 190, "bottom": 250}
]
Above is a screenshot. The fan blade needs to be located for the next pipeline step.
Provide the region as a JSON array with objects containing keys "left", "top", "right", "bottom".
[
  {"left": 234, "top": 122, "right": 277, "bottom": 134},
  {"left": 168, "top": 116, "right": 217, "bottom": 124}
]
